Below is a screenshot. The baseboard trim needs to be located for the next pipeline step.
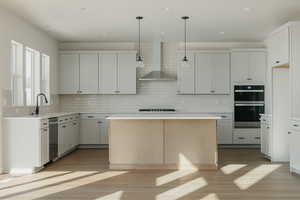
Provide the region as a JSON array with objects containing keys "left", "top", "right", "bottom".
[
  {"left": 218, "top": 144, "right": 260, "bottom": 149},
  {"left": 110, "top": 164, "right": 218, "bottom": 170},
  {"left": 78, "top": 144, "right": 108, "bottom": 149}
]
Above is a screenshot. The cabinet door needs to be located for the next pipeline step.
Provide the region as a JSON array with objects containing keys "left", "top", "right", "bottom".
[
  {"left": 217, "top": 120, "right": 233, "bottom": 144},
  {"left": 231, "top": 52, "right": 249, "bottom": 83},
  {"left": 80, "top": 119, "right": 101, "bottom": 144},
  {"left": 58, "top": 123, "right": 67, "bottom": 156},
  {"left": 260, "top": 123, "right": 269, "bottom": 155},
  {"left": 291, "top": 26, "right": 300, "bottom": 118},
  {"left": 249, "top": 52, "right": 266, "bottom": 83},
  {"left": 289, "top": 130, "right": 300, "bottom": 172},
  {"left": 195, "top": 53, "right": 213, "bottom": 94},
  {"left": 271, "top": 28, "right": 289, "bottom": 67},
  {"left": 79, "top": 53, "right": 99, "bottom": 94},
  {"left": 99, "top": 119, "right": 108, "bottom": 145},
  {"left": 99, "top": 53, "right": 118, "bottom": 94},
  {"left": 213, "top": 53, "right": 230, "bottom": 94},
  {"left": 177, "top": 52, "right": 195, "bottom": 94},
  {"left": 59, "top": 54, "right": 80, "bottom": 94},
  {"left": 117, "top": 53, "right": 137, "bottom": 94},
  {"left": 40, "top": 128, "right": 49, "bottom": 165}
]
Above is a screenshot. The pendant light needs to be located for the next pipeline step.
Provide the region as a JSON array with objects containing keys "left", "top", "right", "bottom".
[
  {"left": 136, "top": 16, "right": 144, "bottom": 68},
  {"left": 181, "top": 16, "right": 190, "bottom": 67}
]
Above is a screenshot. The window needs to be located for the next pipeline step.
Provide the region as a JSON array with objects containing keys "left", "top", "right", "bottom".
[
  {"left": 11, "top": 41, "right": 24, "bottom": 106},
  {"left": 25, "top": 47, "right": 40, "bottom": 106},
  {"left": 41, "top": 54, "right": 50, "bottom": 104},
  {"left": 10, "top": 41, "right": 51, "bottom": 107}
]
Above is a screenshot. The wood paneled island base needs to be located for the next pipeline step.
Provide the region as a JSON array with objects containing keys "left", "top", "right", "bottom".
[{"left": 108, "top": 117, "right": 219, "bottom": 170}]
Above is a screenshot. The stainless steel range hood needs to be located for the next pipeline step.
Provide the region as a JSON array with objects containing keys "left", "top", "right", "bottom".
[{"left": 139, "top": 42, "right": 177, "bottom": 81}]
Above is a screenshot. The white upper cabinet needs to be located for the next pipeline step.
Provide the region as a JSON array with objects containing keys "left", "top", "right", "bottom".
[
  {"left": 118, "top": 53, "right": 137, "bottom": 94},
  {"left": 177, "top": 51, "right": 230, "bottom": 95},
  {"left": 99, "top": 53, "right": 118, "bottom": 94},
  {"left": 177, "top": 52, "right": 195, "bottom": 94},
  {"left": 79, "top": 53, "right": 99, "bottom": 94},
  {"left": 59, "top": 51, "right": 137, "bottom": 95},
  {"left": 195, "top": 52, "right": 230, "bottom": 94},
  {"left": 213, "top": 53, "right": 230, "bottom": 94},
  {"left": 231, "top": 50, "right": 266, "bottom": 83},
  {"left": 59, "top": 54, "right": 80, "bottom": 94},
  {"left": 99, "top": 52, "right": 136, "bottom": 94},
  {"left": 195, "top": 53, "right": 213, "bottom": 94},
  {"left": 269, "top": 27, "right": 289, "bottom": 67}
]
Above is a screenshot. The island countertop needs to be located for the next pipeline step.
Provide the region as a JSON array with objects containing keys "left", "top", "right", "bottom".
[{"left": 106, "top": 114, "right": 222, "bottom": 120}]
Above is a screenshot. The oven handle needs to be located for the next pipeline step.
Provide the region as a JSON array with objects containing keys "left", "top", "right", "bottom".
[
  {"left": 235, "top": 103, "right": 265, "bottom": 106},
  {"left": 235, "top": 90, "right": 264, "bottom": 92}
]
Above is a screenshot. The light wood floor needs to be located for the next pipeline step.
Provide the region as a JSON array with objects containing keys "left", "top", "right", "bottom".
[{"left": 0, "top": 149, "right": 300, "bottom": 200}]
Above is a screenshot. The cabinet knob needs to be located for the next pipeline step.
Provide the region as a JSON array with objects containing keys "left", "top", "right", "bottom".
[
  {"left": 293, "top": 124, "right": 299, "bottom": 127},
  {"left": 288, "top": 132, "right": 292, "bottom": 134}
]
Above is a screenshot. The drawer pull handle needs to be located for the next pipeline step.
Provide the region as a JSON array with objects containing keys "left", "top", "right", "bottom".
[
  {"left": 43, "top": 129, "right": 48, "bottom": 132},
  {"left": 293, "top": 124, "right": 299, "bottom": 127},
  {"left": 255, "top": 137, "right": 260, "bottom": 139},
  {"left": 288, "top": 132, "right": 292, "bottom": 135},
  {"left": 62, "top": 125, "right": 66, "bottom": 128},
  {"left": 43, "top": 123, "right": 47, "bottom": 125},
  {"left": 238, "top": 137, "right": 245, "bottom": 139},
  {"left": 88, "top": 116, "right": 94, "bottom": 118},
  {"left": 98, "top": 121, "right": 103, "bottom": 124}
]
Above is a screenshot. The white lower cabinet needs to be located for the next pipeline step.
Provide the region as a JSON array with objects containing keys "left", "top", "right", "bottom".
[
  {"left": 58, "top": 114, "right": 80, "bottom": 157},
  {"left": 260, "top": 116, "right": 272, "bottom": 157},
  {"left": 40, "top": 127, "right": 50, "bottom": 166},
  {"left": 289, "top": 120, "right": 300, "bottom": 174},
  {"left": 80, "top": 114, "right": 108, "bottom": 145},
  {"left": 233, "top": 129, "right": 260, "bottom": 144},
  {"left": 217, "top": 118, "right": 233, "bottom": 144}
]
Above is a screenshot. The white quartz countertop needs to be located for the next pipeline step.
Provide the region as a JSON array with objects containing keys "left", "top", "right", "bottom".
[
  {"left": 107, "top": 114, "right": 222, "bottom": 120},
  {"left": 4, "top": 112, "right": 78, "bottom": 120}
]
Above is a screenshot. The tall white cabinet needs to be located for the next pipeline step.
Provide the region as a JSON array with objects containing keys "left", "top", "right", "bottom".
[
  {"left": 59, "top": 51, "right": 137, "bottom": 95},
  {"left": 177, "top": 51, "right": 230, "bottom": 95},
  {"left": 266, "top": 22, "right": 300, "bottom": 167}
]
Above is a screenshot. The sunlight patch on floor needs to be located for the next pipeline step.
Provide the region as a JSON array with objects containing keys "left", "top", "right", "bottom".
[
  {"left": 0, "top": 171, "right": 71, "bottom": 189},
  {"left": 156, "top": 169, "right": 198, "bottom": 186},
  {"left": 200, "top": 193, "right": 220, "bottom": 200},
  {"left": 221, "top": 164, "right": 247, "bottom": 175},
  {"left": 0, "top": 171, "right": 127, "bottom": 199},
  {"left": 156, "top": 177, "right": 208, "bottom": 200},
  {"left": 234, "top": 164, "right": 282, "bottom": 190},
  {"left": 95, "top": 191, "right": 124, "bottom": 200}
]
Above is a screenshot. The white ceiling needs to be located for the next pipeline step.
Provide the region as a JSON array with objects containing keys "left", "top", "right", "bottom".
[{"left": 1, "top": 0, "right": 300, "bottom": 42}]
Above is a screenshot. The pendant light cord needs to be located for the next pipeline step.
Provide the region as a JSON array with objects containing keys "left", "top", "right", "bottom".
[{"left": 184, "top": 18, "right": 187, "bottom": 59}]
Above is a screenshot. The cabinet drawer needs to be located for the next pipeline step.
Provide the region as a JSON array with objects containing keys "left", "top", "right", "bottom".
[
  {"left": 233, "top": 133, "right": 261, "bottom": 144},
  {"left": 40, "top": 119, "right": 49, "bottom": 128},
  {"left": 233, "top": 128, "right": 260, "bottom": 135}
]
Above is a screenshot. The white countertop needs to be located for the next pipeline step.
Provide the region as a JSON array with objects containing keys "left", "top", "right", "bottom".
[
  {"left": 107, "top": 114, "right": 222, "bottom": 120},
  {"left": 4, "top": 112, "right": 78, "bottom": 120}
]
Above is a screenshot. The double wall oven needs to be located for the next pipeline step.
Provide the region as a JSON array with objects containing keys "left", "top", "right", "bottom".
[{"left": 234, "top": 85, "right": 265, "bottom": 128}]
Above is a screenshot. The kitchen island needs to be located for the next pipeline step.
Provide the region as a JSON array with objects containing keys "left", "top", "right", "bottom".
[{"left": 107, "top": 114, "right": 221, "bottom": 170}]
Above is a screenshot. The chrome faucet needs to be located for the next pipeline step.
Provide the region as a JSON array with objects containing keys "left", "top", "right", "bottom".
[{"left": 34, "top": 93, "right": 49, "bottom": 115}]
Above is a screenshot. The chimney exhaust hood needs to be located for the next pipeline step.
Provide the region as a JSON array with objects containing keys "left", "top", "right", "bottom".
[{"left": 139, "top": 42, "right": 177, "bottom": 81}]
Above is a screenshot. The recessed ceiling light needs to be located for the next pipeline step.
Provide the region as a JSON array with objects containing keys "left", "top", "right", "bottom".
[
  {"left": 219, "top": 32, "right": 225, "bottom": 35},
  {"left": 243, "top": 7, "right": 252, "bottom": 12}
]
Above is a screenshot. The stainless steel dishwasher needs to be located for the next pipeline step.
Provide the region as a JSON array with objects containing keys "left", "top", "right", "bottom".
[{"left": 49, "top": 117, "right": 58, "bottom": 161}]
